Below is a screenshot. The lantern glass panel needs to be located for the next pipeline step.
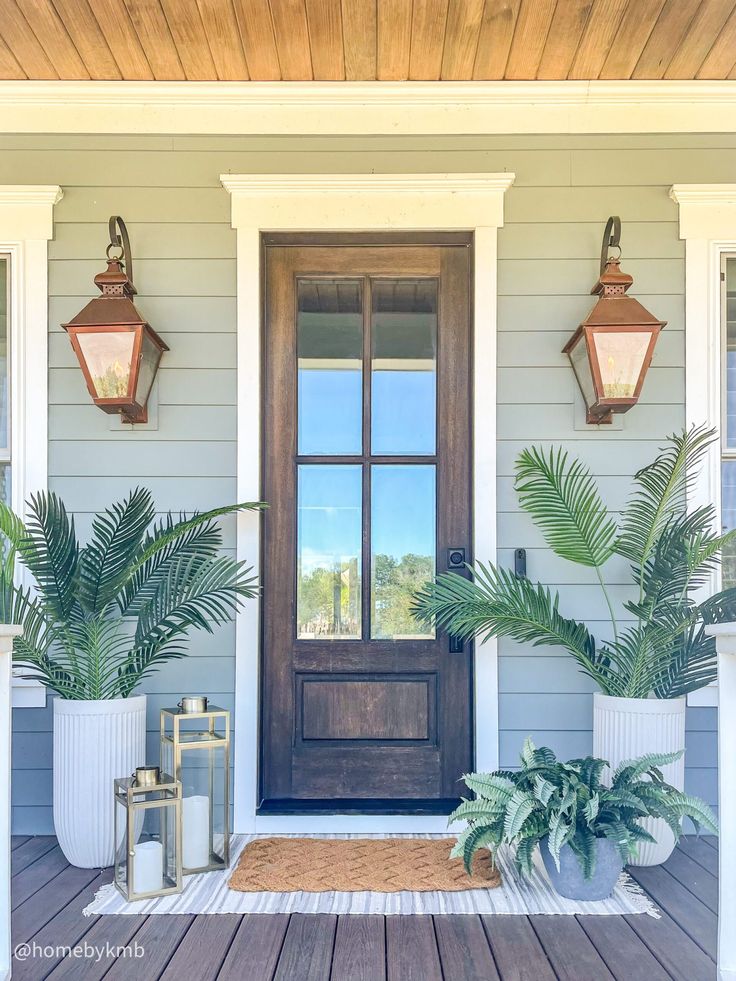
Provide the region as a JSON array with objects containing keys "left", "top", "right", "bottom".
[
  {"left": 76, "top": 330, "right": 135, "bottom": 398},
  {"left": 161, "top": 707, "right": 230, "bottom": 873},
  {"left": 568, "top": 331, "right": 596, "bottom": 407},
  {"left": 114, "top": 777, "right": 181, "bottom": 901},
  {"left": 591, "top": 330, "right": 651, "bottom": 398},
  {"left": 134, "top": 328, "right": 162, "bottom": 407}
]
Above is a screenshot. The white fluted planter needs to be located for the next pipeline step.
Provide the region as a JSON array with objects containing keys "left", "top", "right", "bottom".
[
  {"left": 593, "top": 693, "right": 686, "bottom": 867},
  {"left": 53, "top": 695, "right": 146, "bottom": 868}
]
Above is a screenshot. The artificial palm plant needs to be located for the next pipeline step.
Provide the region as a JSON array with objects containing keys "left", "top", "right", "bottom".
[
  {"left": 414, "top": 426, "right": 733, "bottom": 699},
  {"left": 0, "top": 487, "right": 262, "bottom": 699},
  {"left": 450, "top": 738, "right": 717, "bottom": 881}
]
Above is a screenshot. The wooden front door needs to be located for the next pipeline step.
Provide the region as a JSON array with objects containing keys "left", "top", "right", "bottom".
[{"left": 260, "top": 236, "right": 473, "bottom": 812}]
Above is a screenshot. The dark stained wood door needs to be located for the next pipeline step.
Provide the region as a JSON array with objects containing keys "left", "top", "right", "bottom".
[{"left": 260, "top": 238, "right": 473, "bottom": 811}]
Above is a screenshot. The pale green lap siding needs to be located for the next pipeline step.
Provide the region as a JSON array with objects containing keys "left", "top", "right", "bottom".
[{"left": 6, "top": 133, "right": 720, "bottom": 833}]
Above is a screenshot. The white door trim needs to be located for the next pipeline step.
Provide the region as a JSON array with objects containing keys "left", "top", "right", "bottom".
[
  {"left": 222, "top": 172, "right": 513, "bottom": 833},
  {"left": 670, "top": 184, "right": 736, "bottom": 709}
]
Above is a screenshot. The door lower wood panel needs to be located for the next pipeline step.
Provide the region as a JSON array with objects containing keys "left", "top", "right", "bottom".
[{"left": 260, "top": 238, "right": 473, "bottom": 811}]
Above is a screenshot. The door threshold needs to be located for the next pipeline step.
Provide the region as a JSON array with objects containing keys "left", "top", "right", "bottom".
[{"left": 257, "top": 798, "right": 461, "bottom": 816}]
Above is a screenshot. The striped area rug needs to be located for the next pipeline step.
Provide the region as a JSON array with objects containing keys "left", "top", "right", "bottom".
[{"left": 83, "top": 834, "right": 658, "bottom": 917}]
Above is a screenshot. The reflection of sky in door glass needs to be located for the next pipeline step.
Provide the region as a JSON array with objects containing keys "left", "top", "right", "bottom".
[
  {"left": 371, "top": 465, "right": 435, "bottom": 639},
  {"left": 297, "top": 465, "right": 362, "bottom": 639},
  {"left": 298, "top": 279, "right": 362, "bottom": 455},
  {"left": 371, "top": 279, "right": 437, "bottom": 455}
]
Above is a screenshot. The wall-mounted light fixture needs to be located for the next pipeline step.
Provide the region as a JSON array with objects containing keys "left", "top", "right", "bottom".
[
  {"left": 62, "top": 216, "right": 168, "bottom": 425},
  {"left": 563, "top": 217, "right": 666, "bottom": 425}
]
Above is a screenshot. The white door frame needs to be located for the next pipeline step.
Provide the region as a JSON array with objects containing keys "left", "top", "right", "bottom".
[{"left": 222, "top": 173, "right": 514, "bottom": 833}]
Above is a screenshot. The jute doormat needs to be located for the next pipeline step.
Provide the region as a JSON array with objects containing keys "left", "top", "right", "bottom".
[{"left": 228, "top": 837, "right": 501, "bottom": 893}]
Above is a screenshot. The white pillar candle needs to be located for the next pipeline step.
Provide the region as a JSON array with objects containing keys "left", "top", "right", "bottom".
[
  {"left": 133, "top": 840, "right": 163, "bottom": 895},
  {"left": 182, "top": 795, "right": 210, "bottom": 869}
]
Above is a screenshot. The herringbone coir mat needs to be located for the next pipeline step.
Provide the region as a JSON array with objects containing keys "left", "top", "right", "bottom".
[{"left": 228, "top": 837, "right": 501, "bottom": 893}]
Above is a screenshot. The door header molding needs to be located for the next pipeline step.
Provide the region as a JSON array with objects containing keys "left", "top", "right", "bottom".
[
  {"left": 222, "top": 173, "right": 515, "bottom": 232},
  {"left": 223, "top": 172, "right": 511, "bottom": 832}
]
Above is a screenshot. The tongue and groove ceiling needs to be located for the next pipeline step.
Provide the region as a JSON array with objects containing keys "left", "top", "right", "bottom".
[{"left": 0, "top": 0, "right": 735, "bottom": 82}]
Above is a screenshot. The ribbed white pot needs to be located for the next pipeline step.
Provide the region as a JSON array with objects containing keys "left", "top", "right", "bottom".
[
  {"left": 53, "top": 695, "right": 146, "bottom": 868},
  {"left": 593, "top": 693, "right": 686, "bottom": 867}
]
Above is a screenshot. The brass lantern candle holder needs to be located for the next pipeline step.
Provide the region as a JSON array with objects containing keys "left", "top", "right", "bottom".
[
  {"left": 160, "top": 698, "right": 230, "bottom": 874},
  {"left": 564, "top": 216, "right": 666, "bottom": 424},
  {"left": 114, "top": 766, "right": 182, "bottom": 902}
]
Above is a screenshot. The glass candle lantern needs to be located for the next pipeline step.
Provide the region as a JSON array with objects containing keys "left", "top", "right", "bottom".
[
  {"left": 114, "top": 766, "right": 182, "bottom": 902},
  {"left": 160, "top": 698, "right": 230, "bottom": 874}
]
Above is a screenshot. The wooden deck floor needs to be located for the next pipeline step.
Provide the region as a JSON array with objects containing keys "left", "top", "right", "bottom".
[{"left": 10, "top": 835, "right": 718, "bottom": 980}]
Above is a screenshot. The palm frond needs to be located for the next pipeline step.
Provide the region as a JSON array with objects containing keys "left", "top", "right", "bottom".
[
  {"left": 617, "top": 424, "right": 715, "bottom": 568},
  {"left": 18, "top": 492, "right": 79, "bottom": 620},
  {"left": 515, "top": 446, "right": 617, "bottom": 568},
  {"left": 77, "top": 487, "right": 155, "bottom": 614}
]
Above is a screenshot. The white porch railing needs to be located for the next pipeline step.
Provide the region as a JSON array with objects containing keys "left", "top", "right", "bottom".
[
  {"left": 0, "top": 626, "right": 22, "bottom": 981},
  {"left": 705, "top": 624, "right": 734, "bottom": 981}
]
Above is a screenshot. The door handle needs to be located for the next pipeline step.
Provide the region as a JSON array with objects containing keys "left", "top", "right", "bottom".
[{"left": 447, "top": 547, "right": 467, "bottom": 654}]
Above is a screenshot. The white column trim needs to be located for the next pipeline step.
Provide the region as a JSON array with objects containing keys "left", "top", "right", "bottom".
[
  {"left": 223, "top": 172, "right": 513, "bottom": 833},
  {"left": 705, "top": 623, "right": 736, "bottom": 981},
  {"left": 670, "top": 184, "right": 736, "bottom": 709},
  {"left": 0, "top": 625, "right": 24, "bottom": 979},
  {"left": 0, "top": 186, "right": 62, "bottom": 709}
]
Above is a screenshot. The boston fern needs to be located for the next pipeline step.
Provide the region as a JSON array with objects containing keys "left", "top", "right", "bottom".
[
  {"left": 451, "top": 738, "right": 717, "bottom": 879},
  {"left": 414, "top": 425, "right": 735, "bottom": 698},
  {"left": 0, "top": 488, "right": 262, "bottom": 699}
]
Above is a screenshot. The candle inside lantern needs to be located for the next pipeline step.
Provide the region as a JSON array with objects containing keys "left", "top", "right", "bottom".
[
  {"left": 133, "top": 840, "right": 163, "bottom": 894},
  {"left": 182, "top": 795, "right": 210, "bottom": 869}
]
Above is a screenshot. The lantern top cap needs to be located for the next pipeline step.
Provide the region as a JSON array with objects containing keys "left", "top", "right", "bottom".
[
  {"left": 592, "top": 257, "right": 634, "bottom": 296},
  {"left": 94, "top": 257, "right": 136, "bottom": 297}
]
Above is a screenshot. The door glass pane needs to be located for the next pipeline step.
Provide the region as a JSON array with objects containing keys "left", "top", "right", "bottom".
[
  {"left": 0, "top": 257, "right": 8, "bottom": 448},
  {"left": 298, "top": 279, "right": 362, "bottom": 455},
  {"left": 371, "top": 465, "right": 435, "bottom": 639},
  {"left": 371, "top": 279, "right": 437, "bottom": 455},
  {"left": 723, "top": 461, "right": 736, "bottom": 589},
  {"left": 297, "top": 465, "right": 362, "bottom": 639}
]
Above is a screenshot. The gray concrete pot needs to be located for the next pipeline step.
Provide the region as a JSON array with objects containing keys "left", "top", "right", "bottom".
[{"left": 540, "top": 836, "right": 623, "bottom": 901}]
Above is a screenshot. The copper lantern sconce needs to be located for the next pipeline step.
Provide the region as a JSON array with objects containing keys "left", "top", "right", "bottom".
[
  {"left": 563, "top": 217, "right": 666, "bottom": 425},
  {"left": 63, "top": 217, "right": 168, "bottom": 425}
]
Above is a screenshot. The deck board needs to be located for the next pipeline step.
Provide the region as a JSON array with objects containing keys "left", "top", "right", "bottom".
[
  {"left": 386, "top": 917, "right": 443, "bottom": 981},
  {"left": 330, "top": 915, "right": 387, "bottom": 981},
  {"left": 274, "top": 914, "right": 337, "bottom": 981},
  {"left": 434, "top": 914, "right": 500, "bottom": 981},
  {"left": 8, "top": 837, "right": 719, "bottom": 980},
  {"left": 576, "top": 915, "right": 671, "bottom": 981},
  {"left": 529, "top": 915, "right": 615, "bottom": 980}
]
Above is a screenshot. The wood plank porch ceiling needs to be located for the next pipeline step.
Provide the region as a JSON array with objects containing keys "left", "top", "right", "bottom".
[{"left": 1, "top": 0, "right": 736, "bottom": 82}]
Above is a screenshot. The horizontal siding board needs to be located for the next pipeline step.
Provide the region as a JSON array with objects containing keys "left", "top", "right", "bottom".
[
  {"left": 498, "top": 221, "right": 684, "bottom": 259},
  {"left": 49, "top": 404, "right": 236, "bottom": 441},
  {"left": 498, "top": 258, "right": 683, "bottom": 296},
  {"left": 49, "top": 476, "right": 237, "bottom": 512},
  {"left": 49, "top": 332, "right": 236, "bottom": 370},
  {"left": 55, "top": 186, "right": 232, "bottom": 222},
  {"left": 49, "top": 295, "right": 236, "bottom": 333},
  {"left": 50, "top": 368, "right": 237, "bottom": 405},
  {"left": 495, "top": 404, "right": 685, "bottom": 441},
  {"left": 498, "top": 328, "right": 683, "bottom": 367},
  {"left": 49, "top": 258, "right": 236, "bottom": 297},
  {"left": 499, "top": 655, "right": 598, "bottom": 693},
  {"left": 497, "top": 367, "right": 683, "bottom": 404},
  {"left": 497, "top": 293, "right": 684, "bottom": 332},
  {"left": 504, "top": 186, "right": 677, "bottom": 223},
  {"left": 48, "top": 441, "right": 235, "bottom": 477},
  {"left": 571, "top": 147, "right": 736, "bottom": 185},
  {"left": 49, "top": 222, "right": 236, "bottom": 259}
]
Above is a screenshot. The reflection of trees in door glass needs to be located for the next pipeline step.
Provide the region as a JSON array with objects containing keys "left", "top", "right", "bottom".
[
  {"left": 297, "top": 558, "right": 360, "bottom": 639},
  {"left": 372, "top": 552, "right": 435, "bottom": 639}
]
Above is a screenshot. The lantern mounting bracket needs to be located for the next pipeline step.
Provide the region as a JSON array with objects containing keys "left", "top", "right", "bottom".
[
  {"left": 600, "top": 215, "right": 621, "bottom": 274},
  {"left": 106, "top": 215, "right": 134, "bottom": 289}
]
